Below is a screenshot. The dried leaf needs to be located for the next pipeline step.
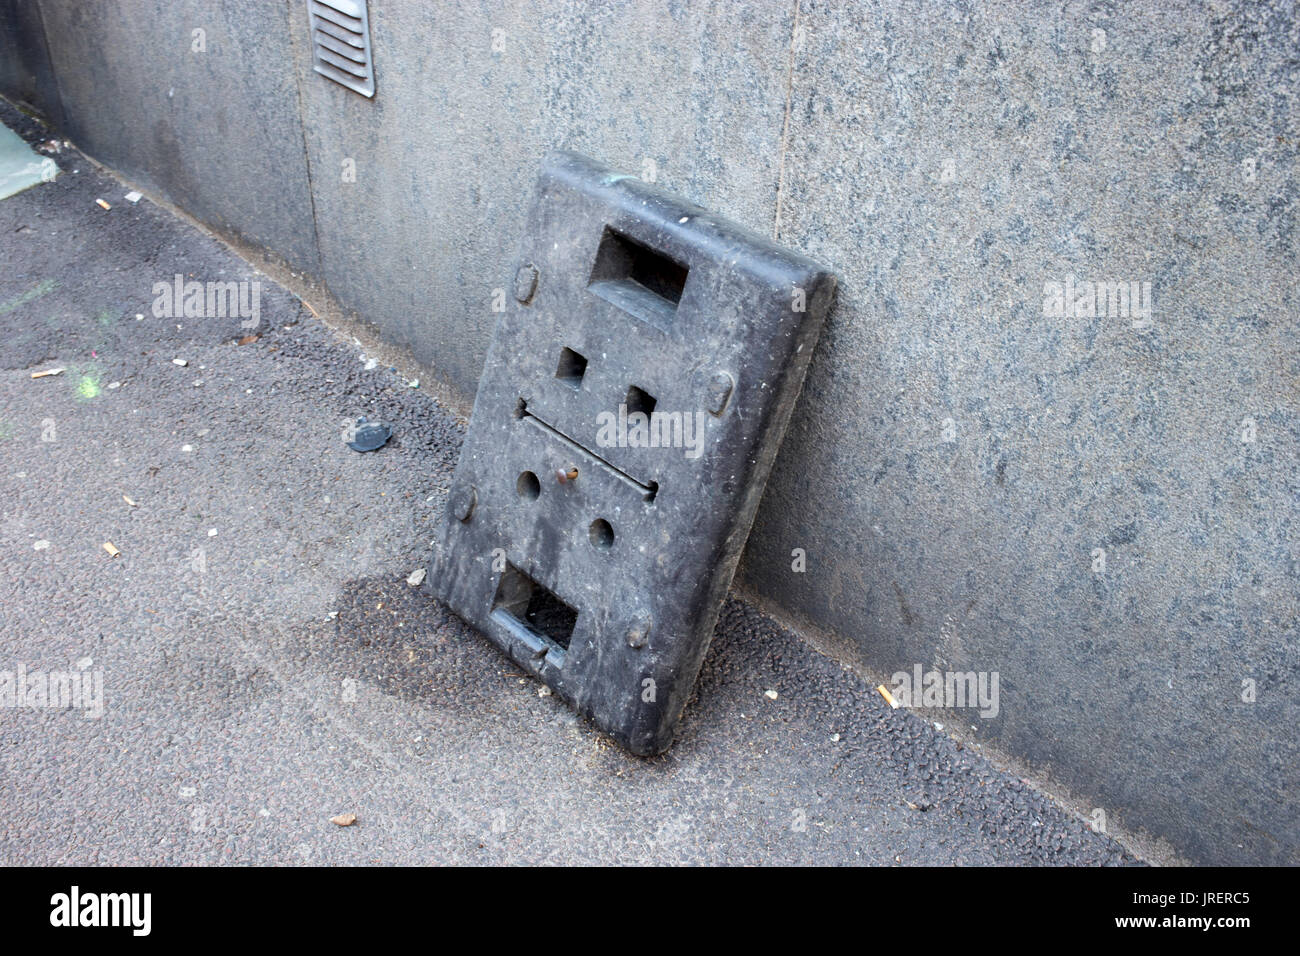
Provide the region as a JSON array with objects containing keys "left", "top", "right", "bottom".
[{"left": 330, "top": 813, "right": 357, "bottom": 827}]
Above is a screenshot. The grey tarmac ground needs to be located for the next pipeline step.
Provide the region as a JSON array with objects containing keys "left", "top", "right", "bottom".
[{"left": 0, "top": 102, "right": 1138, "bottom": 865}]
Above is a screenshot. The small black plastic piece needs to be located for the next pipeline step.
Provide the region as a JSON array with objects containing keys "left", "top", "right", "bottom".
[{"left": 345, "top": 416, "right": 392, "bottom": 452}]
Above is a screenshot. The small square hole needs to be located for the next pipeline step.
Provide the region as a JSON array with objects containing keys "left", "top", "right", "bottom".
[
  {"left": 625, "top": 385, "right": 656, "bottom": 418},
  {"left": 555, "top": 347, "right": 587, "bottom": 390}
]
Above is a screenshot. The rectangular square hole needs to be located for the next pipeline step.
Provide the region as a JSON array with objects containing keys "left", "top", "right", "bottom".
[
  {"left": 492, "top": 563, "right": 577, "bottom": 653},
  {"left": 588, "top": 227, "right": 688, "bottom": 332},
  {"left": 625, "top": 385, "right": 656, "bottom": 418},
  {"left": 555, "top": 346, "right": 588, "bottom": 390}
]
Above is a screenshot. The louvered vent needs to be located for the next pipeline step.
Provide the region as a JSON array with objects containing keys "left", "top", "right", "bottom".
[{"left": 307, "top": 0, "right": 375, "bottom": 98}]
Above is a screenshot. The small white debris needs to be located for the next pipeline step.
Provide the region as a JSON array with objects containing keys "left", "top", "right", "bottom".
[
  {"left": 172, "top": 358, "right": 188, "bottom": 366},
  {"left": 76, "top": 656, "right": 93, "bottom": 670},
  {"left": 179, "top": 786, "right": 197, "bottom": 798},
  {"left": 764, "top": 689, "right": 779, "bottom": 700},
  {"left": 406, "top": 568, "right": 426, "bottom": 587},
  {"left": 327, "top": 611, "right": 338, "bottom": 620},
  {"left": 135, "top": 313, "right": 143, "bottom": 321},
  {"left": 258, "top": 808, "right": 271, "bottom": 817},
  {"left": 123, "top": 494, "right": 137, "bottom": 507},
  {"left": 207, "top": 528, "right": 217, "bottom": 537},
  {"left": 408, "top": 379, "right": 419, "bottom": 388},
  {"left": 124, "top": 190, "right": 142, "bottom": 203},
  {"left": 538, "top": 686, "right": 552, "bottom": 697},
  {"left": 933, "top": 721, "right": 944, "bottom": 731},
  {"left": 33, "top": 540, "right": 50, "bottom": 551},
  {"left": 181, "top": 444, "right": 194, "bottom": 452},
  {"left": 830, "top": 733, "right": 841, "bottom": 742},
  {"left": 107, "top": 381, "right": 121, "bottom": 389},
  {"left": 363, "top": 357, "right": 377, "bottom": 370},
  {"left": 196, "top": 428, "right": 210, "bottom": 437},
  {"left": 192, "top": 380, "right": 204, "bottom": 387}
]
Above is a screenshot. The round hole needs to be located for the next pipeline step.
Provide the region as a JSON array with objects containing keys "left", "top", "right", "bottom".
[
  {"left": 589, "top": 518, "right": 614, "bottom": 550},
  {"left": 517, "top": 471, "right": 541, "bottom": 500}
]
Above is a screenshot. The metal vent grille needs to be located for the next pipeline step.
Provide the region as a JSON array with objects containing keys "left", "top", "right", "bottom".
[{"left": 307, "top": 0, "right": 375, "bottom": 98}]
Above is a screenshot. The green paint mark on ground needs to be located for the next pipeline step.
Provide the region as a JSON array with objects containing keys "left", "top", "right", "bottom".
[
  {"left": 96, "top": 307, "right": 118, "bottom": 327},
  {"left": 75, "top": 371, "right": 101, "bottom": 400},
  {"left": 0, "top": 278, "right": 56, "bottom": 316},
  {"left": 69, "top": 361, "right": 102, "bottom": 401}
]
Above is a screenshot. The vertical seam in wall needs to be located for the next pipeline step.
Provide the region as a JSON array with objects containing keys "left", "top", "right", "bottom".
[
  {"left": 285, "top": 0, "right": 325, "bottom": 276},
  {"left": 772, "top": 0, "right": 801, "bottom": 241},
  {"left": 32, "top": 0, "right": 66, "bottom": 130}
]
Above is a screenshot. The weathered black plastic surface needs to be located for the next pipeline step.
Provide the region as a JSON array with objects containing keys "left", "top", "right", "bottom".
[{"left": 430, "top": 151, "right": 835, "bottom": 754}]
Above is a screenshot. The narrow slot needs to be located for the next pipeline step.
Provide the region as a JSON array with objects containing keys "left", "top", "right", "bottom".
[
  {"left": 588, "top": 227, "right": 688, "bottom": 331},
  {"left": 311, "top": 1, "right": 364, "bottom": 31},
  {"left": 314, "top": 31, "right": 367, "bottom": 63},
  {"left": 517, "top": 402, "right": 658, "bottom": 502},
  {"left": 312, "top": 19, "right": 364, "bottom": 46},
  {"left": 317, "top": 48, "right": 368, "bottom": 77}
]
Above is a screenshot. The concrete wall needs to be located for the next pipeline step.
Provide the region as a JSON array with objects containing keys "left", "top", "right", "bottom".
[
  {"left": 296, "top": 0, "right": 796, "bottom": 396},
  {"left": 33, "top": 0, "right": 319, "bottom": 273},
  {"left": 0, "top": 0, "right": 59, "bottom": 123},
  {"left": 3, "top": 0, "right": 1295, "bottom": 863}
]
